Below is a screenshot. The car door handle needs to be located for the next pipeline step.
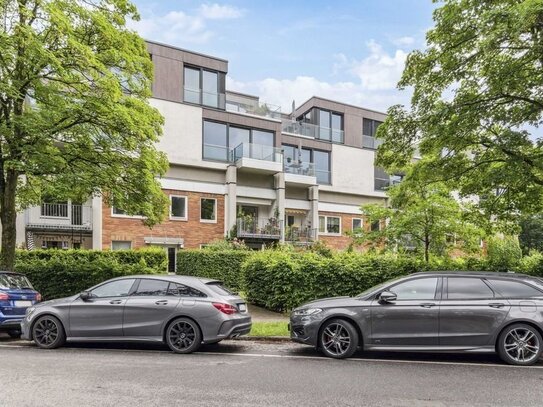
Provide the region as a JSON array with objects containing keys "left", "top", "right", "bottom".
[
  {"left": 420, "top": 303, "right": 436, "bottom": 308},
  {"left": 109, "top": 300, "right": 123, "bottom": 305},
  {"left": 488, "top": 303, "right": 505, "bottom": 308},
  {"left": 155, "top": 300, "right": 168, "bottom": 305}
]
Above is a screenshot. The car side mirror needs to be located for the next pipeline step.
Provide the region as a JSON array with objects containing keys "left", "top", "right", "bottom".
[
  {"left": 378, "top": 290, "right": 397, "bottom": 303},
  {"left": 80, "top": 291, "right": 93, "bottom": 301}
]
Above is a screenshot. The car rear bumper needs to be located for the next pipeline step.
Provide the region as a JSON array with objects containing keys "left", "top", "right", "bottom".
[
  {"left": 0, "top": 316, "right": 23, "bottom": 331},
  {"left": 208, "top": 315, "right": 252, "bottom": 342}
]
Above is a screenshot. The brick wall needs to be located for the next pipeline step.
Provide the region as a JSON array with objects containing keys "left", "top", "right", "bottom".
[
  {"left": 102, "top": 189, "right": 225, "bottom": 249},
  {"left": 318, "top": 211, "right": 369, "bottom": 251}
]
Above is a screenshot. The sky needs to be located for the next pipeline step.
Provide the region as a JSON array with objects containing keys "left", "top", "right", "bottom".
[{"left": 129, "top": 1, "right": 437, "bottom": 113}]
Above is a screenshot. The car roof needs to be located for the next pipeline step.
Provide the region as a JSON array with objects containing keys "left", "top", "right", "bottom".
[
  {"left": 409, "top": 271, "right": 537, "bottom": 281},
  {"left": 110, "top": 274, "right": 220, "bottom": 284},
  {"left": 0, "top": 271, "right": 24, "bottom": 276}
]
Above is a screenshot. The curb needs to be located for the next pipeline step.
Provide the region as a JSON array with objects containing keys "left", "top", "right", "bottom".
[{"left": 232, "top": 336, "right": 291, "bottom": 343}]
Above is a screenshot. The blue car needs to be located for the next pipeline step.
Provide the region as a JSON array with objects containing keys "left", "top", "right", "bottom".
[{"left": 0, "top": 272, "right": 41, "bottom": 338}]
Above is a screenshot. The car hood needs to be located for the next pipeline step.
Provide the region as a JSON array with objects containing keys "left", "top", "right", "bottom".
[
  {"left": 296, "top": 296, "right": 356, "bottom": 310},
  {"left": 35, "top": 294, "right": 79, "bottom": 307}
]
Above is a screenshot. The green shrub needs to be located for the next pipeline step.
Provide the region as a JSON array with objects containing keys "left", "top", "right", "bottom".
[
  {"left": 487, "top": 236, "right": 522, "bottom": 271},
  {"left": 517, "top": 250, "right": 543, "bottom": 277},
  {"left": 177, "top": 250, "right": 250, "bottom": 290},
  {"left": 14, "top": 249, "right": 166, "bottom": 300}
]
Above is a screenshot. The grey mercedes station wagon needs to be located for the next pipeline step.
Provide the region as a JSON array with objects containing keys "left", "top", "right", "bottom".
[
  {"left": 290, "top": 272, "right": 543, "bottom": 365},
  {"left": 21, "top": 275, "right": 251, "bottom": 353}
]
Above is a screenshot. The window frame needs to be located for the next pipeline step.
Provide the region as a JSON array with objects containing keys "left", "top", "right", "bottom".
[
  {"left": 444, "top": 277, "right": 496, "bottom": 300},
  {"left": 111, "top": 240, "right": 132, "bottom": 251},
  {"left": 200, "top": 197, "right": 217, "bottom": 223},
  {"left": 111, "top": 207, "right": 145, "bottom": 219},
  {"left": 169, "top": 195, "right": 188, "bottom": 221},
  {"left": 485, "top": 278, "right": 543, "bottom": 299},
  {"left": 183, "top": 65, "right": 224, "bottom": 109},
  {"left": 318, "top": 215, "right": 342, "bottom": 236},
  {"left": 362, "top": 118, "right": 383, "bottom": 138},
  {"left": 352, "top": 218, "right": 363, "bottom": 235}
]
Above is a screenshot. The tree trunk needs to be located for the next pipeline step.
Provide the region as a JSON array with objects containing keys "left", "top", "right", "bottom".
[
  {"left": 0, "top": 170, "right": 19, "bottom": 271},
  {"left": 424, "top": 236, "right": 430, "bottom": 263}
]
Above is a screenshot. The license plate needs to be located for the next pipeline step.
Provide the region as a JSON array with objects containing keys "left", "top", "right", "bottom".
[
  {"left": 15, "top": 301, "right": 32, "bottom": 308},
  {"left": 238, "top": 304, "right": 247, "bottom": 312}
]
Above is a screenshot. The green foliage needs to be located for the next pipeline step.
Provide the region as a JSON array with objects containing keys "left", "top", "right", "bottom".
[
  {"left": 518, "top": 251, "right": 543, "bottom": 277},
  {"left": 376, "top": 0, "right": 543, "bottom": 222},
  {"left": 176, "top": 250, "right": 250, "bottom": 291},
  {"left": 201, "top": 239, "right": 250, "bottom": 251},
  {"left": 14, "top": 249, "right": 167, "bottom": 299},
  {"left": 487, "top": 236, "right": 523, "bottom": 272},
  {"left": 0, "top": 0, "right": 169, "bottom": 269},
  {"left": 519, "top": 215, "right": 543, "bottom": 255}
]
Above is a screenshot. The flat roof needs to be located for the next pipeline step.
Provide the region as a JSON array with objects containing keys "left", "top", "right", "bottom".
[{"left": 145, "top": 39, "right": 229, "bottom": 63}]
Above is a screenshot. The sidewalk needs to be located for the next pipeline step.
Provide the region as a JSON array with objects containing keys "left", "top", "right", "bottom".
[{"left": 248, "top": 304, "right": 289, "bottom": 323}]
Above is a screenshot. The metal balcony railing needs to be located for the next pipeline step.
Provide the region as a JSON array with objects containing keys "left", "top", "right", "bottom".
[
  {"left": 285, "top": 227, "right": 317, "bottom": 243},
  {"left": 281, "top": 120, "right": 344, "bottom": 144},
  {"left": 284, "top": 159, "right": 316, "bottom": 177},
  {"left": 236, "top": 217, "right": 283, "bottom": 239},
  {"left": 183, "top": 87, "right": 226, "bottom": 109},
  {"left": 226, "top": 99, "right": 281, "bottom": 120},
  {"left": 231, "top": 143, "right": 283, "bottom": 163},
  {"left": 26, "top": 203, "right": 92, "bottom": 230}
]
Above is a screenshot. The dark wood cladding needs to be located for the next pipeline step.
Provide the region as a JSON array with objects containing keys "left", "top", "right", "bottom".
[
  {"left": 281, "top": 134, "right": 333, "bottom": 151},
  {"left": 147, "top": 41, "right": 228, "bottom": 72}
]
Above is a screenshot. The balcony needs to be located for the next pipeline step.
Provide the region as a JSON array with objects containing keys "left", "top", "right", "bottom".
[
  {"left": 374, "top": 177, "right": 402, "bottom": 191},
  {"left": 184, "top": 87, "right": 226, "bottom": 110},
  {"left": 284, "top": 159, "right": 317, "bottom": 186},
  {"left": 236, "top": 217, "right": 282, "bottom": 240},
  {"left": 226, "top": 99, "right": 281, "bottom": 120},
  {"left": 285, "top": 226, "right": 317, "bottom": 244},
  {"left": 362, "top": 135, "right": 383, "bottom": 150},
  {"left": 25, "top": 203, "right": 93, "bottom": 231},
  {"left": 281, "top": 120, "right": 344, "bottom": 144},
  {"left": 231, "top": 142, "right": 283, "bottom": 174}
]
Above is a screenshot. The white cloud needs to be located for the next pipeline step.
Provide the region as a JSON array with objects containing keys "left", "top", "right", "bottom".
[
  {"left": 129, "top": 4, "right": 244, "bottom": 45},
  {"left": 228, "top": 40, "right": 411, "bottom": 114},
  {"left": 199, "top": 4, "right": 245, "bottom": 19},
  {"left": 393, "top": 36, "right": 415, "bottom": 47}
]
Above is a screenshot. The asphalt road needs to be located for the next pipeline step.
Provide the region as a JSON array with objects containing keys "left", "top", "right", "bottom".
[{"left": 1, "top": 337, "right": 543, "bottom": 407}]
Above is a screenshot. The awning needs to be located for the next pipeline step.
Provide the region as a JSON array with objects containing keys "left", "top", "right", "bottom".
[
  {"left": 144, "top": 237, "right": 184, "bottom": 247},
  {"left": 285, "top": 209, "right": 308, "bottom": 215}
]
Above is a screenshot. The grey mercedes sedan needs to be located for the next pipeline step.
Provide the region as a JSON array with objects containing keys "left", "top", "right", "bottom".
[
  {"left": 21, "top": 275, "right": 251, "bottom": 353},
  {"left": 290, "top": 272, "right": 543, "bottom": 365}
]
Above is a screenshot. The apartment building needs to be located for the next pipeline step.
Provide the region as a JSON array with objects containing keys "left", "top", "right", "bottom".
[{"left": 12, "top": 41, "right": 400, "bottom": 272}]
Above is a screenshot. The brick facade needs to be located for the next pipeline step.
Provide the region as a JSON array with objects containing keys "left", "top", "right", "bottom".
[
  {"left": 317, "top": 211, "right": 370, "bottom": 251},
  {"left": 102, "top": 189, "right": 225, "bottom": 249}
]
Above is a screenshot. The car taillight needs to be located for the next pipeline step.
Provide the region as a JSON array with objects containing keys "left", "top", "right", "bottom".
[
  {"left": 212, "top": 302, "right": 237, "bottom": 315},
  {"left": 36, "top": 293, "right": 42, "bottom": 302},
  {"left": 0, "top": 292, "right": 8, "bottom": 301}
]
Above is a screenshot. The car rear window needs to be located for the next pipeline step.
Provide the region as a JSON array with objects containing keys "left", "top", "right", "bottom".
[
  {"left": 206, "top": 282, "right": 235, "bottom": 296},
  {"left": 486, "top": 279, "right": 543, "bottom": 298},
  {"left": 0, "top": 274, "right": 33, "bottom": 290}
]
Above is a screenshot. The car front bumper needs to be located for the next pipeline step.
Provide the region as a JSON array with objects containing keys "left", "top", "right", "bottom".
[{"left": 289, "top": 314, "right": 324, "bottom": 347}]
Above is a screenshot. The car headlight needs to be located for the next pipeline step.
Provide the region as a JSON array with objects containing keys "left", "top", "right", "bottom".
[
  {"left": 293, "top": 308, "right": 323, "bottom": 316},
  {"left": 26, "top": 307, "right": 36, "bottom": 316}
]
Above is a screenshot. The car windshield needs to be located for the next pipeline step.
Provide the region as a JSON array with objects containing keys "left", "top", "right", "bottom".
[
  {"left": 356, "top": 277, "right": 402, "bottom": 298},
  {"left": 0, "top": 274, "right": 34, "bottom": 290}
]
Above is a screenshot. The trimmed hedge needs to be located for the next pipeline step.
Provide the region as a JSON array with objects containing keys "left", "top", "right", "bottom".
[
  {"left": 177, "top": 250, "right": 250, "bottom": 290},
  {"left": 14, "top": 248, "right": 167, "bottom": 300}
]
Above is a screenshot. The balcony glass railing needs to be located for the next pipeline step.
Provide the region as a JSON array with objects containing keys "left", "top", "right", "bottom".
[
  {"left": 184, "top": 87, "right": 226, "bottom": 109},
  {"left": 374, "top": 177, "right": 402, "bottom": 191},
  {"left": 237, "top": 217, "right": 282, "bottom": 239},
  {"left": 231, "top": 143, "right": 283, "bottom": 163},
  {"left": 225, "top": 100, "right": 281, "bottom": 119},
  {"left": 284, "top": 160, "right": 316, "bottom": 177},
  {"left": 281, "top": 120, "right": 344, "bottom": 144},
  {"left": 203, "top": 144, "right": 230, "bottom": 162},
  {"left": 362, "top": 135, "right": 383, "bottom": 150}
]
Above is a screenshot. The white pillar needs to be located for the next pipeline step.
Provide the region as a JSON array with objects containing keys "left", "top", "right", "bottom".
[
  {"left": 225, "top": 165, "right": 237, "bottom": 237},
  {"left": 92, "top": 195, "right": 103, "bottom": 250},
  {"left": 309, "top": 185, "right": 319, "bottom": 240},
  {"left": 274, "top": 172, "right": 285, "bottom": 242}
]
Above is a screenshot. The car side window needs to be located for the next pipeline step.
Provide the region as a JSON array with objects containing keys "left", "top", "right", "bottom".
[
  {"left": 447, "top": 277, "right": 494, "bottom": 299},
  {"left": 167, "top": 283, "right": 207, "bottom": 298},
  {"left": 389, "top": 278, "right": 438, "bottom": 300},
  {"left": 486, "top": 279, "right": 543, "bottom": 299},
  {"left": 133, "top": 279, "right": 170, "bottom": 296},
  {"left": 91, "top": 279, "right": 136, "bottom": 298}
]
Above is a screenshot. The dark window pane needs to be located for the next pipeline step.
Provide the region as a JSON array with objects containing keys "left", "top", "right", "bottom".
[
  {"left": 352, "top": 218, "right": 362, "bottom": 231},
  {"left": 363, "top": 118, "right": 383, "bottom": 137},
  {"left": 448, "top": 278, "right": 494, "bottom": 299},
  {"left": 371, "top": 220, "right": 380, "bottom": 232},
  {"left": 168, "top": 283, "right": 206, "bottom": 297},
  {"left": 390, "top": 278, "right": 438, "bottom": 300},
  {"left": 252, "top": 130, "right": 274, "bottom": 146},
  {"left": 92, "top": 279, "right": 135, "bottom": 298},
  {"left": 206, "top": 282, "right": 235, "bottom": 296},
  {"left": 171, "top": 196, "right": 186, "bottom": 218},
  {"left": 133, "top": 279, "right": 169, "bottom": 296},
  {"left": 201, "top": 198, "right": 216, "bottom": 220},
  {"left": 229, "top": 127, "right": 250, "bottom": 149},
  {"left": 487, "top": 279, "right": 543, "bottom": 298},
  {"left": 326, "top": 217, "right": 340, "bottom": 233},
  {"left": 203, "top": 121, "right": 228, "bottom": 161}
]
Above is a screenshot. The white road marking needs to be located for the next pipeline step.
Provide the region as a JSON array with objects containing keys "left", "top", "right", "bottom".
[{"left": 1, "top": 342, "right": 542, "bottom": 369}]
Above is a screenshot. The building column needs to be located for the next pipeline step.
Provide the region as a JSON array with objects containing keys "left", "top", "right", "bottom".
[
  {"left": 225, "top": 165, "right": 237, "bottom": 237},
  {"left": 309, "top": 185, "right": 319, "bottom": 240},
  {"left": 92, "top": 195, "right": 102, "bottom": 250},
  {"left": 274, "top": 172, "right": 285, "bottom": 243}
]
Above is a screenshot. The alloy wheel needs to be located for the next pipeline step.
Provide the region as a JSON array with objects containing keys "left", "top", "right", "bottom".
[
  {"left": 168, "top": 321, "right": 196, "bottom": 352},
  {"left": 321, "top": 323, "right": 352, "bottom": 357},
  {"left": 34, "top": 318, "right": 59, "bottom": 347},
  {"left": 503, "top": 327, "right": 540, "bottom": 364}
]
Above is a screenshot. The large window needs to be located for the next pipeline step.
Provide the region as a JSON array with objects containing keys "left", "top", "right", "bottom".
[
  {"left": 319, "top": 215, "right": 341, "bottom": 235},
  {"left": 283, "top": 144, "right": 330, "bottom": 184},
  {"left": 183, "top": 66, "right": 225, "bottom": 108},
  {"left": 318, "top": 109, "right": 343, "bottom": 143},
  {"left": 363, "top": 118, "right": 382, "bottom": 138},
  {"left": 170, "top": 196, "right": 187, "bottom": 220},
  {"left": 200, "top": 198, "right": 217, "bottom": 222},
  {"left": 203, "top": 120, "right": 275, "bottom": 162},
  {"left": 447, "top": 278, "right": 494, "bottom": 299},
  {"left": 390, "top": 278, "right": 438, "bottom": 300}
]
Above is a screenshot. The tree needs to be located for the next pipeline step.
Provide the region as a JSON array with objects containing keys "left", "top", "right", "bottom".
[
  {"left": 0, "top": 0, "right": 169, "bottom": 270},
  {"left": 519, "top": 214, "right": 543, "bottom": 254},
  {"left": 377, "top": 0, "right": 543, "bottom": 220},
  {"left": 353, "top": 170, "right": 485, "bottom": 262}
]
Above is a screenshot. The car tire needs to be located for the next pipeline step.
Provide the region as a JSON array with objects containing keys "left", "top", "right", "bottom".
[
  {"left": 497, "top": 323, "right": 543, "bottom": 366},
  {"left": 32, "top": 315, "right": 66, "bottom": 349},
  {"left": 7, "top": 330, "right": 21, "bottom": 339},
  {"left": 319, "top": 318, "right": 359, "bottom": 359},
  {"left": 165, "top": 317, "right": 202, "bottom": 354}
]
